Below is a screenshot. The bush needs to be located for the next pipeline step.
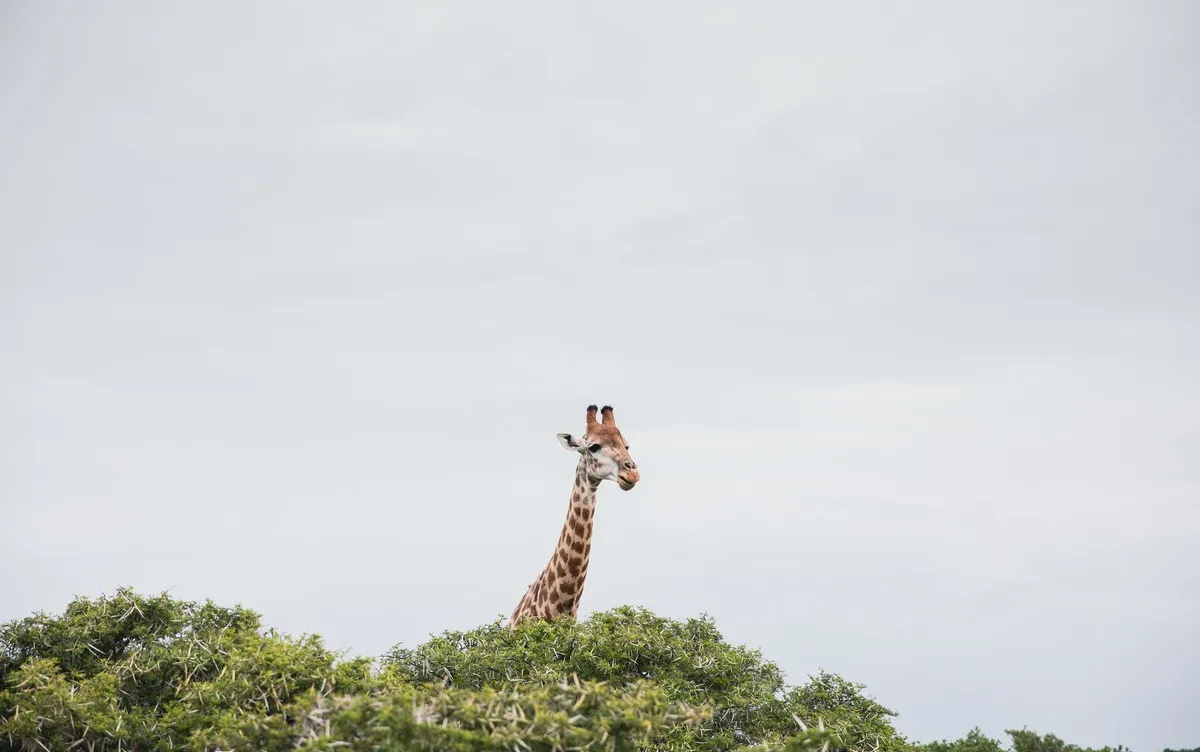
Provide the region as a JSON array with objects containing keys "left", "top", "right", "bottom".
[
  {"left": 0, "top": 589, "right": 1147, "bottom": 752},
  {"left": 919, "top": 727, "right": 1134, "bottom": 752},
  {"left": 0, "top": 588, "right": 371, "bottom": 751},
  {"left": 382, "top": 605, "right": 904, "bottom": 752}
]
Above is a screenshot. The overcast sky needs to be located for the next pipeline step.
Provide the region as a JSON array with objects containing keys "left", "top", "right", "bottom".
[{"left": 2, "top": 2, "right": 1197, "bottom": 749}]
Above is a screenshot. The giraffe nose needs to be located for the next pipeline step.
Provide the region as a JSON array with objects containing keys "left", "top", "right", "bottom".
[{"left": 623, "top": 459, "right": 637, "bottom": 470}]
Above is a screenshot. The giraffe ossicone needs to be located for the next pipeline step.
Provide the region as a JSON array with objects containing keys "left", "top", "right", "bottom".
[{"left": 507, "top": 404, "right": 640, "bottom": 628}]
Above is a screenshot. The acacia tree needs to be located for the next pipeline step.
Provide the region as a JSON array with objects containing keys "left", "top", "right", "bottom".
[
  {"left": 383, "top": 606, "right": 907, "bottom": 752},
  {"left": 1, "top": 590, "right": 1146, "bottom": 752},
  {"left": 921, "top": 727, "right": 1135, "bottom": 752},
  {"left": 0, "top": 590, "right": 846, "bottom": 751}
]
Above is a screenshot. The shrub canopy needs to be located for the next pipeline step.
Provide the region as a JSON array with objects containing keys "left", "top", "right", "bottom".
[{"left": 0, "top": 589, "right": 1145, "bottom": 752}]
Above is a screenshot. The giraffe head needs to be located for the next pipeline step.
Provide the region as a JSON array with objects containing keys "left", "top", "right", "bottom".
[{"left": 557, "top": 405, "right": 640, "bottom": 490}]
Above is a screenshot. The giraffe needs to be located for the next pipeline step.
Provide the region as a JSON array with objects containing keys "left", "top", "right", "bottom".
[{"left": 507, "top": 404, "right": 640, "bottom": 628}]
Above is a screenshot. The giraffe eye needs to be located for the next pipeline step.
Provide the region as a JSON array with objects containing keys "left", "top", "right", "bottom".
[{"left": 588, "top": 444, "right": 602, "bottom": 453}]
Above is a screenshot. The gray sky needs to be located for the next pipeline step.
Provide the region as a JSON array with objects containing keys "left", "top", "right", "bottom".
[{"left": 2, "top": 2, "right": 1197, "bottom": 748}]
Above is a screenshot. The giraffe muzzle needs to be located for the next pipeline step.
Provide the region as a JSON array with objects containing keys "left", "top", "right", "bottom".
[{"left": 617, "top": 470, "right": 640, "bottom": 490}]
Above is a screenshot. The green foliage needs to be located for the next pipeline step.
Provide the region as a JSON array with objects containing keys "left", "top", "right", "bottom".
[
  {"left": 1006, "top": 728, "right": 1131, "bottom": 752},
  {"left": 205, "top": 680, "right": 690, "bottom": 752},
  {"left": 382, "top": 606, "right": 906, "bottom": 752},
  {"left": 0, "top": 588, "right": 370, "bottom": 751},
  {"left": 0, "top": 589, "right": 1147, "bottom": 752},
  {"left": 919, "top": 727, "right": 1136, "bottom": 752},
  {"left": 921, "top": 727, "right": 1006, "bottom": 752},
  {"left": 783, "top": 669, "right": 910, "bottom": 752}
]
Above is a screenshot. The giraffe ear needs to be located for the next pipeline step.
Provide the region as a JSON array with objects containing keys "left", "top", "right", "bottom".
[{"left": 557, "top": 433, "right": 583, "bottom": 451}]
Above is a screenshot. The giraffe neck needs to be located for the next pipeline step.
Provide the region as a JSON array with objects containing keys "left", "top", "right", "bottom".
[{"left": 509, "top": 462, "right": 599, "bottom": 626}]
